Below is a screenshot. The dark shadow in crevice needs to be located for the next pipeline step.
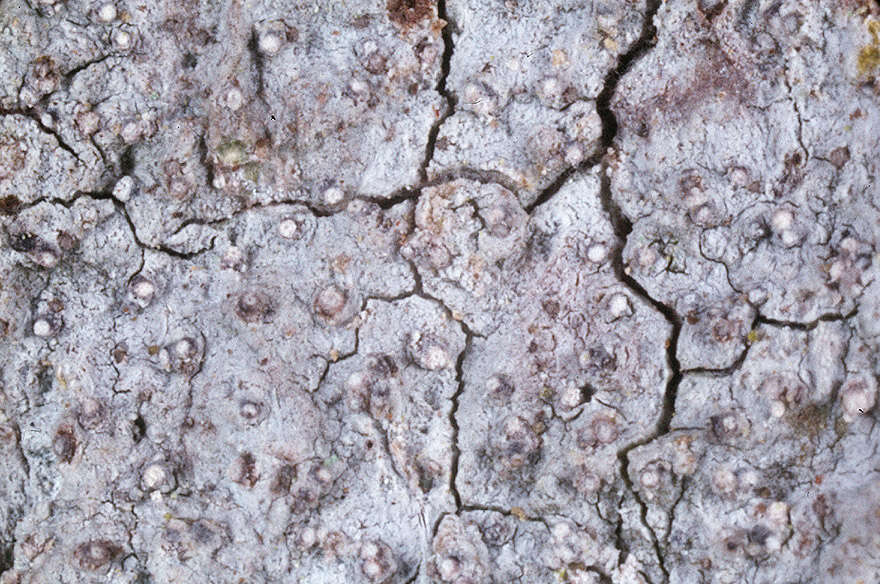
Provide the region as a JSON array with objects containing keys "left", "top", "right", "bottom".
[
  {"left": 420, "top": 0, "right": 457, "bottom": 183},
  {"left": 246, "top": 29, "right": 267, "bottom": 101}
]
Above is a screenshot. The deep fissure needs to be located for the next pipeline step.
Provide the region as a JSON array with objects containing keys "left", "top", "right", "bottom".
[{"left": 420, "top": 0, "right": 456, "bottom": 183}]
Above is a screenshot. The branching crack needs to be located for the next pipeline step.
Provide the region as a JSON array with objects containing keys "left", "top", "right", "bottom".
[
  {"left": 0, "top": 108, "right": 82, "bottom": 163},
  {"left": 680, "top": 314, "right": 759, "bottom": 377},
  {"left": 401, "top": 253, "right": 478, "bottom": 512},
  {"left": 665, "top": 477, "right": 690, "bottom": 551},
  {"left": 558, "top": 2, "right": 678, "bottom": 581},
  {"left": 526, "top": 0, "right": 661, "bottom": 214},
  {"left": 616, "top": 442, "right": 669, "bottom": 582},
  {"left": 23, "top": 188, "right": 219, "bottom": 261}
]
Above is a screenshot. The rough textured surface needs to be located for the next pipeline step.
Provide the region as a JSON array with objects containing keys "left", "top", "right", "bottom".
[{"left": 1, "top": 1, "right": 880, "bottom": 583}]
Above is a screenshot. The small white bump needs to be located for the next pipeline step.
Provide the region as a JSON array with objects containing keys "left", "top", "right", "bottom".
[
  {"left": 564, "top": 144, "right": 583, "bottom": 166},
  {"left": 587, "top": 243, "right": 608, "bottom": 263},
  {"left": 345, "top": 371, "right": 368, "bottom": 394},
  {"left": 323, "top": 187, "right": 345, "bottom": 206},
  {"left": 258, "top": 32, "right": 282, "bottom": 56},
  {"left": 360, "top": 542, "right": 379, "bottom": 559},
  {"left": 422, "top": 344, "right": 450, "bottom": 371},
  {"left": 34, "top": 248, "right": 59, "bottom": 268},
  {"left": 841, "top": 379, "right": 876, "bottom": 420},
  {"left": 769, "top": 400, "right": 786, "bottom": 418},
  {"left": 315, "top": 285, "right": 346, "bottom": 318},
  {"left": 539, "top": 77, "right": 562, "bottom": 99},
  {"left": 97, "top": 3, "right": 117, "bottom": 22},
  {"left": 771, "top": 209, "right": 793, "bottom": 232},
  {"left": 729, "top": 167, "right": 750, "bottom": 186},
  {"left": 226, "top": 88, "right": 243, "bottom": 111},
  {"left": 131, "top": 278, "right": 155, "bottom": 301},
  {"left": 741, "top": 471, "right": 760, "bottom": 489},
  {"left": 747, "top": 287, "right": 768, "bottom": 305},
  {"left": 362, "top": 560, "right": 382, "bottom": 579},
  {"left": 767, "top": 501, "right": 789, "bottom": 527},
  {"left": 720, "top": 414, "right": 737, "bottom": 433},
  {"left": 120, "top": 121, "right": 141, "bottom": 143},
  {"left": 637, "top": 246, "right": 658, "bottom": 268},
  {"left": 551, "top": 521, "right": 571, "bottom": 539},
  {"left": 113, "top": 30, "right": 132, "bottom": 49},
  {"left": 18, "top": 87, "right": 38, "bottom": 108},
  {"left": 112, "top": 176, "right": 134, "bottom": 202},
  {"left": 840, "top": 237, "right": 860, "bottom": 254},
  {"left": 828, "top": 260, "right": 845, "bottom": 281},
  {"left": 713, "top": 468, "right": 737, "bottom": 495},
  {"left": 640, "top": 468, "right": 660, "bottom": 489},
  {"left": 593, "top": 418, "right": 617, "bottom": 443},
  {"left": 462, "top": 83, "right": 482, "bottom": 104},
  {"left": 174, "top": 338, "right": 195, "bottom": 358},
  {"left": 142, "top": 464, "right": 167, "bottom": 490},
  {"left": 315, "top": 466, "right": 332, "bottom": 484},
  {"left": 559, "top": 384, "right": 581, "bottom": 410},
  {"left": 279, "top": 218, "right": 300, "bottom": 239},
  {"left": 300, "top": 527, "right": 317, "bottom": 547},
  {"left": 33, "top": 318, "right": 53, "bottom": 337},
  {"left": 780, "top": 229, "right": 799, "bottom": 247},
  {"left": 348, "top": 79, "right": 370, "bottom": 97},
  {"left": 239, "top": 401, "right": 260, "bottom": 419},
  {"left": 221, "top": 246, "right": 245, "bottom": 270},
  {"left": 608, "top": 293, "right": 632, "bottom": 318},
  {"left": 438, "top": 557, "right": 460, "bottom": 580},
  {"left": 76, "top": 110, "right": 100, "bottom": 135}
]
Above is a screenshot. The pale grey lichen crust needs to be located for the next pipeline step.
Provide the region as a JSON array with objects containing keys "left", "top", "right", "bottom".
[{"left": 1, "top": 1, "right": 880, "bottom": 583}]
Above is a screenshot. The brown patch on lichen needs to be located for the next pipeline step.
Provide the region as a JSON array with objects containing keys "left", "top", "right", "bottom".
[
  {"left": 387, "top": 0, "right": 434, "bottom": 30},
  {"left": 616, "top": 33, "right": 759, "bottom": 137},
  {"left": 786, "top": 403, "right": 830, "bottom": 439},
  {"left": 0, "top": 195, "right": 21, "bottom": 215},
  {"left": 696, "top": 0, "right": 728, "bottom": 22},
  {"left": 235, "top": 452, "right": 259, "bottom": 487},
  {"left": 671, "top": 45, "right": 753, "bottom": 104}
]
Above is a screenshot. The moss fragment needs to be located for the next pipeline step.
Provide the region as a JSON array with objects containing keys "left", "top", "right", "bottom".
[
  {"left": 858, "top": 19, "right": 880, "bottom": 76},
  {"left": 858, "top": 44, "right": 880, "bottom": 76}
]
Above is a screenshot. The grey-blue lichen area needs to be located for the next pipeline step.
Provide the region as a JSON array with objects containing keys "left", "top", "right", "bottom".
[
  {"left": 1, "top": 1, "right": 880, "bottom": 584},
  {"left": 430, "top": 0, "right": 648, "bottom": 206}
]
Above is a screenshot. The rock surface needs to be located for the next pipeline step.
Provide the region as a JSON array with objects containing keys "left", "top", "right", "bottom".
[{"left": 1, "top": 1, "right": 880, "bottom": 583}]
